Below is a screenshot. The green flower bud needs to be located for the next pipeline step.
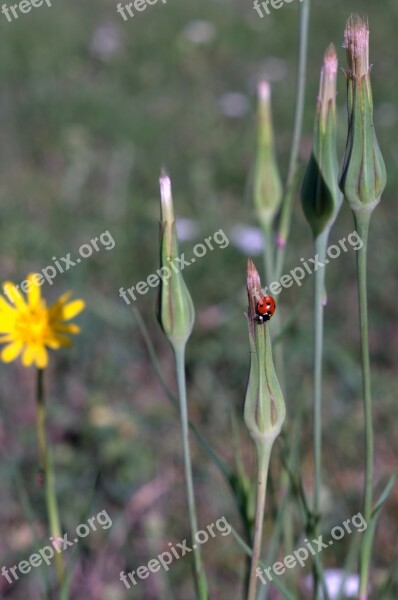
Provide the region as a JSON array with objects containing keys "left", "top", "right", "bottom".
[
  {"left": 157, "top": 174, "right": 195, "bottom": 351},
  {"left": 253, "top": 81, "right": 283, "bottom": 229},
  {"left": 244, "top": 260, "right": 285, "bottom": 444},
  {"left": 301, "top": 44, "right": 342, "bottom": 238},
  {"left": 339, "top": 16, "right": 387, "bottom": 214}
]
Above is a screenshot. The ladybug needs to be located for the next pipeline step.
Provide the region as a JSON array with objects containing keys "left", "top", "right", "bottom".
[{"left": 255, "top": 295, "right": 276, "bottom": 323}]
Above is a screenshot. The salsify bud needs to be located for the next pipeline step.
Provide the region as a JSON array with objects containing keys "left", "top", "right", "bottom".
[
  {"left": 157, "top": 173, "right": 195, "bottom": 351},
  {"left": 244, "top": 260, "right": 285, "bottom": 444},
  {"left": 301, "top": 44, "right": 342, "bottom": 238},
  {"left": 253, "top": 81, "right": 283, "bottom": 229},
  {"left": 339, "top": 16, "right": 387, "bottom": 213}
]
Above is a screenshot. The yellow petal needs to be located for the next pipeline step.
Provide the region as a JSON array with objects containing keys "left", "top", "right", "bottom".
[
  {"left": 1, "top": 341, "right": 23, "bottom": 363},
  {"left": 27, "top": 273, "right": 42, "bottom": 307},
  {"left": 22, "top": 345, "right": 36, "bottom": 367},
  {"left": 0, "top": 314, "right": 16, "bottom": 332},
  {"left": 33, "top": 345, "right": 48, "bottom": 369},
  {"left": 3, "top": 282, "right": 27, "bottom": 311},
  {"left": 60, "top": 299, "right": 85, "bottom": 321}
]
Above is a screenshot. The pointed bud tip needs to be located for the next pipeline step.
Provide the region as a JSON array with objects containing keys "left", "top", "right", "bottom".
[
  {"left": 317, "top": 43, "right": 338, "bottom": 127},
  {"left": 159, "top": 173, "right": 171, "bottom": 196},
  {"left": 247, "top": 258, "right": 261, "bottom": 289},
  {"left": 323, "top": 43, "right": 338, "bottom": 76},
  {"left": 159, "top": 172, "right": 173, "bottom": 221},
  {"left": 247, "top": 259, "right": 262, "bottom": 321},
  {"left": 258, "top": 80, "right": 271, "bottom": 101}
]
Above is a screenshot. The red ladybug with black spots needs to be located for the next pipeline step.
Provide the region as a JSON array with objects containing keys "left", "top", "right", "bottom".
[{"left": 255, "top": 295, "right": 276, "bottom": 323}]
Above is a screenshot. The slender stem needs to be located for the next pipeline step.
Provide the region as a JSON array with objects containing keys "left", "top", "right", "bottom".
[
  {"left": 354, "top": 213, "right": 373, "bottom": 600},
  {"left": 268, "top": 8, "right": 310, "bottom": 595},
  {"left": 274, "top": 0, "right": 310, "bottom": 280},
  {"left": 174, "top": 347, "right": 208, "bottom": 600},
  {"left": 36, "top": 369, "right": 65, "bottom": 589},
  {"left": 273, "top": 0, "right": 310, "bottom": 394},
  {"left": 286, "top": 0, "right": 310, "bottom": 186},
  {"left": 263, "top": 223, "right": 274, "bottom": 285},
  {"left": 312, "top": 231, "right": 328, "bottom": 600},
  {"left": 247, "top": 442, "right": 272, "bottom": 600}
]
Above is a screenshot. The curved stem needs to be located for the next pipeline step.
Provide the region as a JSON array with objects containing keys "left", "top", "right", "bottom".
[
  {"left": 174, "top": 347, "right": 208, "bottom": 600},
  {"left": 36, "top": 368, "right": 65, "bottom": 590},
  {"left": 354, "top": 213, "right": 373, "bottom": 600},
  {"left": 247, "top": 442, "right": 272, "bottom": 600}
]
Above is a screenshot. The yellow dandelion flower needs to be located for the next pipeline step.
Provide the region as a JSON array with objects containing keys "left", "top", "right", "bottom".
[{"left": 0, "top": 273, "right": 85, "bottom": 369}]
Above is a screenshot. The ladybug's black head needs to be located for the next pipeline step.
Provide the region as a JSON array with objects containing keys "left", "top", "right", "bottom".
[{"left": 254, "top": 313, "right": 271, "bottom": 324}]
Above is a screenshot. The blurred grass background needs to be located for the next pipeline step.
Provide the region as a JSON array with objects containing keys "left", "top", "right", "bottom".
[{"left": 0, "top": 0, "right": 397, "bottom": 598}]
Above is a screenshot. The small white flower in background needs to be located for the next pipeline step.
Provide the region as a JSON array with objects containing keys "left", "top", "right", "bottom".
[
  {"left": 305, "top": 569, "right": 360, "bottom": 599},
  {"left": 230, "top": 225, "right": 264, "bottom": 255},
  {"left": 175, "top": 218, "right": 200, "bottom": 242},
  {"left": 219, "top": 93, "right": 250, "bottom": 118},
  {"left": 181, "top": 20, "right": 217, "bottom": 45},
  {"left": 90, "top": 24, "right": 122, "bottom": 60}
]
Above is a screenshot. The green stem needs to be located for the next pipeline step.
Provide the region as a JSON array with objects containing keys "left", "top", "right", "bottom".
[
  {"left": 275, "top": 0, "right": 310, "bottom": 280},
  {"left": 354, "top": 212, "right": 373, "bottom": 600},
  {"left": 312, "top": 231, "right": 328, "bottom": 600},
  {"left": 263, "top": 223, "right": 274, "bottom": 285},
  {"left": 273, "top": 0, "right": 310, "bottom": 393},
  {"left": 246, "top": 442, "right": 272, "bottom": 600},
  {"left": 267, "top": 8, "right": 310, "bottom": 593},
  {"left": 36, "top": 368, "right": 65, "bottom": 590},
  {"left": 174, "top": 347, "right": 209, "bottom": 600}
]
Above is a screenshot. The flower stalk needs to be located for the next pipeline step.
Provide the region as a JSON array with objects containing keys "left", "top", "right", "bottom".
[
  {"left": 0, "top": 276, "right": 84, "bottom": 592},
  {"left": 339, "top": 17, "right": 387, "bottom": 599},
  {"left": 157, "top": 173, "right": 208, "bottom": 600},
  {"left": 36, "top": 368, "right": 65, "bottom": 589},
  {"left": 301, "top": 42, "right": 341, "bottom": 599},
  {"left": 274, "top": 0, "right": 311, "bottom": 282}
]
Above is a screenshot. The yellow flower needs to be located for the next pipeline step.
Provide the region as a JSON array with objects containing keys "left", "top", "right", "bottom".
[{"left": 0, "top": 274, "right": 85, "bottom": 369}]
